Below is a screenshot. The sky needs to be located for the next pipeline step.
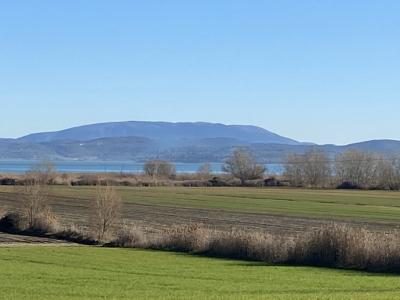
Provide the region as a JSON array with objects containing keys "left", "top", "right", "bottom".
[{"left": 1, "top": 1, "right": 399, "bottom": 145}]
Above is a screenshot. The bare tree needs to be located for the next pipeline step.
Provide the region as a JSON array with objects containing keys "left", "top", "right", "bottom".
[
  {"left": 335, "top": 151, "right": 379, "bottom": 188},
  {"left": 375, "top": 156, "right": 400, "bottom": 190},
  {"left": 302, "top": 149, "right": 331, "bottom": 187},
  {"left": 20, "top": 181, "right": 49, "bottom": 228},
  {"left": 197, "top": 163, "right": 212, "bottom": 179},
  {"left": 284, "top": 149, "right": 331, "bottom": 187},
  {"left": 26, "top": 160, "right": 57, "bottom": 185},
  {"left": 18, "top": 179, "right": 58, "bottom": 232},
  {"left": 223, "top": 149, "right": 265, "bottom": 185},
  {"left": 91, "top": 185, "right": 122, "bottom": 241},
  {"left": 284, "top": 153, "right": 305, "bottom": 187},
  {"left": 143, "top": 160, "right": 176, "bottom": 179}
]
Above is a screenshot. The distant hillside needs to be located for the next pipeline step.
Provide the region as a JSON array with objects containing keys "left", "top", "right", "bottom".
[
  {"left": 19, "top": 121, "right": 300, "bottom": 145},
  {"left": 0, "top": 122, "right": 399, "bottom": 162}
]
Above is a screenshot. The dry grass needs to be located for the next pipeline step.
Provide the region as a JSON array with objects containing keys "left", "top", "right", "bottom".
[
  {"left": 0, "top": 212, "right": 97, "bottom": 245},
  {"left": 53, "top": 224, "right": 98, "bottom": 245},
  {"left": 292, "top": 224, "right": 400, "bottom": 272},
  {"left": 1, "top": 202, "right": 399, "bottom": 273},
  {"left": 109, "top": 222, "right": 148, "bottom": 248},
  {"left": 114, "top": 223, "right": 400, "bottom": 273}
]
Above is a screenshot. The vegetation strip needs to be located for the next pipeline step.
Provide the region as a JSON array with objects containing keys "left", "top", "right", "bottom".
[{"left": 1, "top": 246, "right": 399, "bottom": 300}]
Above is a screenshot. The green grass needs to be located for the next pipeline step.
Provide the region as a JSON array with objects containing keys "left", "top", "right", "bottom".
[
  {"left": 53, "top": 186, "right": 400, "bottom": 221},
  {"left": 0, "top": 246, "right": 399, "bottom": 300}
]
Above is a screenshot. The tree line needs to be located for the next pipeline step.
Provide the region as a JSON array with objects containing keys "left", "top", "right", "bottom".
[
  {"left": 284, "top": 149, "right": 400, "bottom": 189},
  {"left": 4, "top": 148, "right": 400, "bottom": 190},
  {"left": 188, "top": 148, "right": 399, "bottom": 190}
]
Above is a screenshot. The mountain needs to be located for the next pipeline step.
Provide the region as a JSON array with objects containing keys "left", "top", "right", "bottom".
[
  {"left": 0, "top": 122, "right": 399, "bottom": 162},
  {"left": 19, "top": 121, "right": 300, "bottom": 146},
  {"left": 44, "top": 136, "right": 158, "bottom": 161}
]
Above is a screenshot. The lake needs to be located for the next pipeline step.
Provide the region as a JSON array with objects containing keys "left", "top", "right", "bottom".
[{"left": 0, "top": 160, "right": 284, "bottom": 175}]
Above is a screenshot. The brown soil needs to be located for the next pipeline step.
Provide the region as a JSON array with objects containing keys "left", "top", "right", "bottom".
[
  {"left": 1, "top": 189, "right": 398, "bottom": 242},
  {"left": 0, "top": 232, "right": 78, "bottom": 246}
]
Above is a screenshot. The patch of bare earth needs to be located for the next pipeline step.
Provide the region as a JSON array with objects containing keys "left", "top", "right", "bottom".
[{"left": 0, "top": 232, "right": 78, "bottom": 247}]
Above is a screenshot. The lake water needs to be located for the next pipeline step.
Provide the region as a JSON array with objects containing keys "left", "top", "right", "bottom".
[{"left": 0, "top": 160, "right": 284, "bottom": 175}]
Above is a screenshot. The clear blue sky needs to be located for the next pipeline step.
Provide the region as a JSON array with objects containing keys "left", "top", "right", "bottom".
[{"left": 1, "top": 1, "right": 399, "bottom": 145}]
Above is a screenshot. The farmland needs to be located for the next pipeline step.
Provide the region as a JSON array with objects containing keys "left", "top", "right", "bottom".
[
  {"left": 1, "top": 186, "right": 400, "bottom": 236},
  {"left": 1, "top": 186, "right": 400, "bottom": 299},
  {"left": 0, "top": 246, "right": 399, "bottom": 300}
]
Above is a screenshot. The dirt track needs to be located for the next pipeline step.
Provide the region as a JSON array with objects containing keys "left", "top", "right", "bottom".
[{"left": 0, "top": 232, "right": 77, "bottom": 246}]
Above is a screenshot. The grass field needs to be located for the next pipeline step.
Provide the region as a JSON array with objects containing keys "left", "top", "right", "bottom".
[
  {"left": 112, "top": 187, "right": 400, "bottom": 221},
  {"left": 0, "top": 246, "right": 399, "bottom": 300},
  {"left": 1, "top": 187, "right": 400, "bottom": 299}
]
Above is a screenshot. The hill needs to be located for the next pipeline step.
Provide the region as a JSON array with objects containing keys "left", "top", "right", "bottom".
[
  {"left": 0, "top": 122, "right": 399, "bottom": 162},
  {"left": 19, "top": 121, "right": 300, "bottom": 145}
]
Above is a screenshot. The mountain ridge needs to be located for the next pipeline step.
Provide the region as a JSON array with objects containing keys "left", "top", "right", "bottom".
[
  {"left": 0, "top": 121, "right": 399, "bottom": 162},
  {"left": 18, "top": 121, "right": 300, "bottom": 146}
]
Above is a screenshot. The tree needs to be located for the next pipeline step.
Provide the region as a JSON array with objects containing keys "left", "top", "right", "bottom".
[
  {"left": 91, "top": 185, "right": 122, "bottom": 241},
  {"left": 284, "top": 149, "right": 331, "bottom": 187},
  {"left": 20, "top": 180, "right": 50, "bottom": 229},
  {"left": 26, "top": 160, "right": 57, "bottom": 185},
  {"left": 335, "top": 150, "right": 379, "bottom": 188},
  {"left": 302, "top": 149, "right": 331, "bottom": 187},
  {"left": 284, "top": 153, "right": 305, "bottom": 187},
  {"left": 143, "top": 160, "right": 176, "bottom": 179},
  {"left": 197, "top": 163, "right": 212, "bottom": 179},
  {"left": 223, "top": 149, "right": 265, "bottom": 185},
  {"left": 18, "top": 175, "right": 59, "bottom": 232}
]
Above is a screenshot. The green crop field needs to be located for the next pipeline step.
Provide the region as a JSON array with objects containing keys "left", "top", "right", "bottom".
[
  {"left": 31, "top": 186, "right": 400, "bottom": 221},
  {"left": 0, "top": 246, "right": 399, "bottom": 300},
  {"left": 114, "top": 187, "right": 400, "bottom": 221},
  {"left": 1, "top": 186, "right": 400, "bottom": 228}
]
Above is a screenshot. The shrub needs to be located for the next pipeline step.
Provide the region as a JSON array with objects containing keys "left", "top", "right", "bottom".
[
  {"left": 25, "top": 209, "right": 61, "bottom": 234},
  {"left": 110, "top": 223, "right": 147, "bottom": 248},
  {"left": 0, "top": 178, "right": 17, "bottom": 185},
  {"left": 337, "top": 181, "right": 360, "bottom": 189},
  {"left": 54, "top": 224, "right": 98, "bottom": 245},
  {"left": 90, "top": 185, "right": 122, "bottom": 241},
  {"left": 208, "top": 177, "right": 230, "bottom": 187},
  {"left": 153, "top": 224, "right": 209, "bottom": 252},
  {"left": 0, "top": 212, "right": 23, "bottom": 233}
]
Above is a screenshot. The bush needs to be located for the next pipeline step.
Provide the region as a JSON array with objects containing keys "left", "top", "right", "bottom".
[
  {"left": 0, "top": 210, "right": 60, "bottom": 235},
  {"left": 110, "top": 223, "right": 147, "bottom": 247},
  {"left": 264, "top": 177, "right": 281, "bottom": 187},
  {"left": 181, "top": 180, "right": 211, "bottom": 187},
  {"left": 0, "top": 178, "right": 17, "bottom": 185},
  {"left": 0, "top": 212, "right": 23, "bottom": 233},
  {"left": 25, "top": 210, "right": 61, "bottom": 234},
  {"left": 208, "top": 177, "right": 230, "bottom": 187},
  {"left": 337, "top": 181, "right": 360, "bottom": 190},
  {"left": 54, "top": 225, "right": 98, "bottom": 245}
]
